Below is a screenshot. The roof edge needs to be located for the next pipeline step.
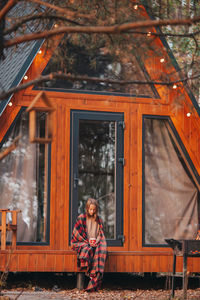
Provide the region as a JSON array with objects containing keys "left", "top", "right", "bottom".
[{"left": 0, "top": 39, "right": 44, "bottom": 116}]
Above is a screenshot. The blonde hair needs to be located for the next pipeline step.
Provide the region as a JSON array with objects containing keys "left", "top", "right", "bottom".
[{"left": 86, "top": 198, "right": 99, "bottom": 220}]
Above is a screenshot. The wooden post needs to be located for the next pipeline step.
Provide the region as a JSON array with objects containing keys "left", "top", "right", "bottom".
[
  {"left": 0, "top": 209, "right": 21, "bottom": 250},
  {"left": 171, "top": 252, "right": 176, "bottom": 298},
  {"left": 183, "top": 254, "right": 188, "bottom": 300},
  {"left": 29, "top": 110, "right": 36, "bottom": 143},
  {"left": 77, "top": 272, "right": 85, "bottom": 290},
  {"left": 11, "top": 211, "right": 17, "bottom": 249},
  {"left": 1, "top": 211, "right": 7, "bottom": 250}
]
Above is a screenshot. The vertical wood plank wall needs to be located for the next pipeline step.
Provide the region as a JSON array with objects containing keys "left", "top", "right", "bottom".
[{"left": 0, "top": 88, "right": 199, "bottom": 274}]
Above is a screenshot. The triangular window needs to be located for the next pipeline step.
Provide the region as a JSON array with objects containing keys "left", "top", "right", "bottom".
[{"left": 35, "top": 35, "right": 159, "bottom": 98}]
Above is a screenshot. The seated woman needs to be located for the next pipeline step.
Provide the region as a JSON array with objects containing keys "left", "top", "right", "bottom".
[{"left": 71, "top": 198, "right": 107, "bottom": 292}]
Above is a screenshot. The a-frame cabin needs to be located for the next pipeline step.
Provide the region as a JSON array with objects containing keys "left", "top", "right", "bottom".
[{"left": 0, "top": 2, "right": 200, "bottom": 275}]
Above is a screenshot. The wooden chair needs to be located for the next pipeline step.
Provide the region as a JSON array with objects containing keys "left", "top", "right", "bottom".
[{"left": 0, "top": 209, "right": 21, "bottom": 250}]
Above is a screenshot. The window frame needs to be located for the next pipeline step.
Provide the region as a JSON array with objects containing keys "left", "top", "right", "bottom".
[
  {"left": 142, "top": 115, "right": 200, "bottom": 247},
  {"left": 70, "top": 110, "right": 124, "bottom": 247},
  {"left": 0, "top": 108, "right": 51, "bottom": 245}
]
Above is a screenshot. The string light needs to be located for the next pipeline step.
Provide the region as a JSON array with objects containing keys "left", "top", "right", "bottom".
[
  {"left": 24, "top": 75, "right": 28, "bottom": 80},
  {"left": 133, "top": 4, "right": 138, "bottom": 10},
  {"left": 38, "top": 50, "right": 42, "bottom": 54},
  {"left": 54, "top": 23, "right": 58, "bottom": 28},
  {"left": 160, "top": 58, "right": 165, "bottom": 63},
  {"left": 147, "top": 32, "right": 152, "bottom": 37},
  {"left": 8, "top": 102, "right": 12, "bottom": 106},
  {"left": 186, "top": 112, "right": 191, "bottom": 117},
  {"left": 173, "top": 84, "right": 177, "bottom": 89}
]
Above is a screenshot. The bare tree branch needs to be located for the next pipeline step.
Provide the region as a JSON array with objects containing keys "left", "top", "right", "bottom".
[
  {"left": 189, "top": 34, "right": 199, "bottom": 71},
  {"left": 27, "top": 0, "right": 95, "bottom": 19},
  {"left": 0, "top": 0, "right": 17, "bottom": 22},
  {"left": 4, "top": 15, "right": 200, "bottom": 48},
  {"left": 129, "top": 30, "right": 200, "bottom": 38},
  {"left": 0, "top": 135, "right": 20, "bottom": 161},
  {"left": 4, "top": 13, "right": 82, "bottom": 35},
  {"left": 1, "top": 71, "right": 200, "bottom": 101},
  {"left": 5, "top": 17, "right": 200, "bottom": 38}
]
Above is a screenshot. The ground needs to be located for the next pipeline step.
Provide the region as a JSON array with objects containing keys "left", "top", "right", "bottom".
[{"left": 1, "top": 273, "right": 200, "bottom": 299}]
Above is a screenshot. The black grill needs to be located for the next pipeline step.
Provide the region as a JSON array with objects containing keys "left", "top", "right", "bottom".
[
  {"left": 165, "top": 238, "right": 200, "bottom": 256},
  {"left": 165, "top": 238, "right": 200, "bottom": 300}
]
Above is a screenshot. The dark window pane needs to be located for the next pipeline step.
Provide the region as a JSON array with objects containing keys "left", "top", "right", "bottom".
[
  {"left": 78, "top": 120, "right": 115, "bottom": 239},
  {"left": 70, "top": 110, "right": 124, "bottom": 246},
  {"left": 36, "top": 37, "right": 157, "bottom": 98},
  {"left": 36, "top": 112, "right": 47, "bottom": 138}
]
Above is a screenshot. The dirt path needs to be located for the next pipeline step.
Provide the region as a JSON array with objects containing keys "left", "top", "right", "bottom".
[
  {"left": 2, "top": 288, "right": 200, "bottom": 300},
  {"left": 1, "top": 273, "right": 200, "bottom": 299}
]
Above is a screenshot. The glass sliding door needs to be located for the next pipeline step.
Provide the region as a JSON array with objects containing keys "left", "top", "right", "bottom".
[{"left": 70, "top": 110, "right": 124, "bottom": 246}]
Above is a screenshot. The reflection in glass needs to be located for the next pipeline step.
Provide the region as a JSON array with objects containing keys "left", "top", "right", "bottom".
[
  {"left": 0, "top": 111, "right": 48, "bottom": 242},
  {"left": 37, "top": 37, "right": 156, "bottom": 98},
  {"left": 78, "top": 120, "right": 115, "bottom": 239},
  {"left": 36, "top": 111, "right": 47, "bottom": 138}
]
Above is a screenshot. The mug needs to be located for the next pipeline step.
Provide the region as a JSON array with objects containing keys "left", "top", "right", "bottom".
[{"left": 89, "top": 238, "right": 96, "bottom": 246}]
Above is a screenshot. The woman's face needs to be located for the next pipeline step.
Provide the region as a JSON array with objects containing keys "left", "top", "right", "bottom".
[{"left": 88, "top": 204, "right": 96, "bottom": 217}]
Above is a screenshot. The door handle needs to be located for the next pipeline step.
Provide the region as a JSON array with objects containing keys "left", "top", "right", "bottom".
[
  {"left": 74, "top": 175, "right": 79, "bottom": 188},
  {"left": 117, "top": 235, "right": 125, "bottom": 243}
]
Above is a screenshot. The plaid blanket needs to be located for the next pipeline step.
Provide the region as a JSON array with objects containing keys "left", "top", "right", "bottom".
[
  {"left": 71, "top": 213, "right": 107, "bottom": 291},
  {"left": 196, "top": 230, "right": 200, "bottom": 240}
]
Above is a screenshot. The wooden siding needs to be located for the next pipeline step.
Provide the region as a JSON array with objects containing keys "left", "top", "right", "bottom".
[
  {"left": 0, "top": 251, "right": 200, "bottom": 273},
  {"left": 0, "top": 87, "right": 199, "bottom": 273}
]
